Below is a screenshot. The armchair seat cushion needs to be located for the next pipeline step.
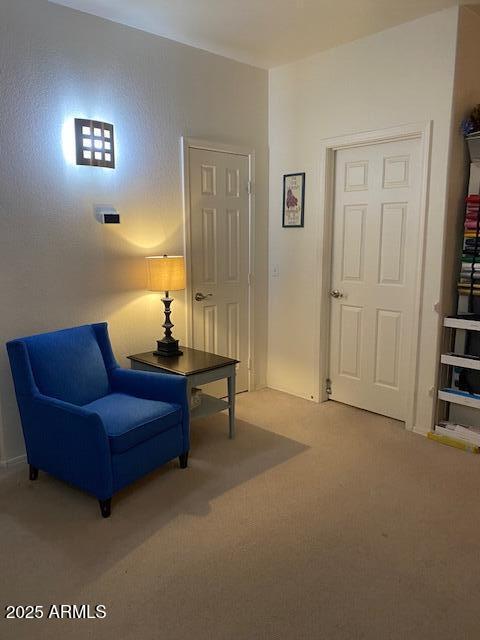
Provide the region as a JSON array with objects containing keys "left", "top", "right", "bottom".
[{"left": 84, "top": 393, "right": 182, "bottom": 454}]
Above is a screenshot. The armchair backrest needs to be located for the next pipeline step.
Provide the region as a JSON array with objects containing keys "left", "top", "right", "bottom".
[{"left": 7, "top": 323, "right": 117, "bottom": 406}]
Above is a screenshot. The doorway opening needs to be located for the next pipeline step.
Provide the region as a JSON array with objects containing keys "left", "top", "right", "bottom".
[
  {"left": 182, "top": 137, "right": 255, "bottom": 396},
  {"left": 317, "top": 123, "right": 431, "bottom": 429}
]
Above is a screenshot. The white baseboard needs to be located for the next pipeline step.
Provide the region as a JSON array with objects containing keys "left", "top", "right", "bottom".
[
  {"left": 266, "top": 384, "right": 319, "bottom": 402},
  {"left": 411, "top": 425, "right": 429, "bottom": 437},
  {"left": 0, "top": 453, "right": 27, "bottom": 468}
]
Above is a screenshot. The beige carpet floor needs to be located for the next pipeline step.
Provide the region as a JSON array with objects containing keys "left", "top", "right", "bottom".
[{"left": 1, "top": 388, "right": 480, "bottom": 640}]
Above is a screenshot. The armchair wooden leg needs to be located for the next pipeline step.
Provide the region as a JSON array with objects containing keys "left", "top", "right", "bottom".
[
  {"left": 29, "top": 465, "right": 38, "bottom": 481},
  {"left": 179, "top": 451, "right": 189, "bottom": 469},
  {"left": 99, "top": 498, "right": 112, "bottom": 518}
]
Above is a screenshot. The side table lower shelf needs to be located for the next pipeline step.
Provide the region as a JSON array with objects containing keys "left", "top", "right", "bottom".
[{"left": 191, "top": 394, "right": 229, "bottom": 420}]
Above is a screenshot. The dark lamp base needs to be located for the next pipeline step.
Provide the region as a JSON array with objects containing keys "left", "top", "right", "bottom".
[
  {"left": 154, "top": 338, "right": 183, "bottom": 357},
  {"left": 155, "top": 293, "right": 183, "bottom": 356}
]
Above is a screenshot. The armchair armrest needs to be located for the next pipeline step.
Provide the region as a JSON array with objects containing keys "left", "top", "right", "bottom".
[
  {"left": 27, "top": 393, "right": 113, "bottom": 499},
  {"left": 110, "top": 367, "right": 188, "bottom": 407}
]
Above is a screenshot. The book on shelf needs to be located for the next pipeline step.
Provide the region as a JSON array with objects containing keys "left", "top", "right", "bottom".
[
  {"left": 459, "top": 275, "right": 480, "bottom": 282},
  {"left": 458, "top": 288, "right": 480, "bottom": 296}
]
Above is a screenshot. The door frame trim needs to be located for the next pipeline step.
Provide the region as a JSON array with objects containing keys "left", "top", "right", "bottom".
[
  {"left": 315, "top": 121, "right": 432, "bottom": 429},
  {"left": 181, "top": 136, "right": 256, "bottom": 392}
]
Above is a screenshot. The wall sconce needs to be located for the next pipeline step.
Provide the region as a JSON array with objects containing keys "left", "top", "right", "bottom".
[{"left": 75, "top": 118, "right": 115, "bottom": 168}]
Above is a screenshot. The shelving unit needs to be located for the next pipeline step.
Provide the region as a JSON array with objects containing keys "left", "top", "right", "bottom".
[
  {"left": 436, "top": 154, "right": 480, "bottom": 437},
  {"left": 432, "top": 127, "right": 480, "bottom": 450},
  {"left": 437, "top": 316, "right": 480, "bottom": 425}
]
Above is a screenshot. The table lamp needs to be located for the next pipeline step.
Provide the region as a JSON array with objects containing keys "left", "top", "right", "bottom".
[{"left": 146, "top": 255, "right": 186, "bottom": 357}]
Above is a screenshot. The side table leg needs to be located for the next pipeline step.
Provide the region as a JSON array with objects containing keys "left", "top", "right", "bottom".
[
  {"left": 227, "top": 371, "right": 236, "bottom": 439},
  {"left": 187, "top": 377, "right": 192, "bottom": 431}
]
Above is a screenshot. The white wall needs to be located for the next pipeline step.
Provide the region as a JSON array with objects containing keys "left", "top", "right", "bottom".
[
  {"left": 267, "top": 8, "right": 459, "bottom": 433},
  {"left": 0, "top": 0, "right": 268, "bottom": 463}
]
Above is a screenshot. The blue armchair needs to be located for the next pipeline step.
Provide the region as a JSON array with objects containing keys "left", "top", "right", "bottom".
[{"left": 6, "top": 323, "right": 189, "bottom": 517}]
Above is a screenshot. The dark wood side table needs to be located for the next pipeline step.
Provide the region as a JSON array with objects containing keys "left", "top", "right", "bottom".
[{"left": 127, "top": 347, "right": 239, "bottom": 439}]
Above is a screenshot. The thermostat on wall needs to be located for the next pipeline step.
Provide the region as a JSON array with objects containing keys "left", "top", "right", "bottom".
[{"left": 95, "top": 205, "right": 120, "bottom": 224}]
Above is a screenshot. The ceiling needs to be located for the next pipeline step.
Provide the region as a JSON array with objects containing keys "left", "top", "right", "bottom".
[{"left": 49, "top": 0, "right": 480, "bottom": 68}]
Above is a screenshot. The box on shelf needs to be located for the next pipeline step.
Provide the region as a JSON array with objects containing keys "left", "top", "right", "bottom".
[
  {"left": 428, "top": 431, "right": 480, "bottom": 454},
  {"left": 467, "top": 133, "right": 480, "bottom": 164},
  {"left": 190, "top": 387, "right": 202, "bottom": 410},
  {"left": 435, "top": 420, "right": 480, "bottom": 446}
]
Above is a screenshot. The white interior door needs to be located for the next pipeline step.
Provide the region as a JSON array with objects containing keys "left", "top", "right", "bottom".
[
  {"left": 328, "top": 138, "right": 422, "bottom": 420},
  {"left": 188, "top": 147, "right": 250, "bottom": 395}
]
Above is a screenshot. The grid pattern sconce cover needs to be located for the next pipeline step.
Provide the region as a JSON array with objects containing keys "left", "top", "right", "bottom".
[{"left": 75, "top": 118, "right": 115, "bottom": 168}]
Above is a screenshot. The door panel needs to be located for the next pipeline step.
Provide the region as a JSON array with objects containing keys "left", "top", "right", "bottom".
[
  {"left": 226, "top": 209, "right": 240, "bottom": 282},
  {"left": 203, "top": 305, "right": 218, "bottom": 354},
  {"left": 378, "top": 203, "right": 406, "bottom": 284},
  {"left": 374, "top": 309, "right": 401, "bottom": 388},
  {"left": 342, "top": 205, "right": 366, "bottom": 281},
  {"left": 329, "top": 139, "right": 421, "bottom": 420},
  {"left": 201, "top": 208, "right": 217, "bottom": 283},
  {"left": 339, "top": 305, "right": 363, "bottom": 379},
  {"left": 189, "top": 148, "right": 250, "bottom": 396}
]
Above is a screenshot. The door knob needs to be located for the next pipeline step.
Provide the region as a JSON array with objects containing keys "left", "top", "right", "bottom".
[
  {"left": 330, "top": 289, "right": 344, "bottom": 299},
  {"left": 195, "top": 292, "right": 213, "bottom": 301}
]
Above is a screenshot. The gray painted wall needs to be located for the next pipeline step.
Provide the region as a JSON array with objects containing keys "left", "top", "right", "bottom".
[{"left": 0, "top": 0, "right": 268, "bottom": 462}]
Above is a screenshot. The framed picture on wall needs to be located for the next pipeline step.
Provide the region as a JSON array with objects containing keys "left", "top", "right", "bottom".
[{"left": 282, "top": 173, "right": 305, "bottom": 228}]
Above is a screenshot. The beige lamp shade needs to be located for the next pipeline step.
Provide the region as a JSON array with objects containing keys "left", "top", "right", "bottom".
[{"left": 146, "top": 255, "right": 186, "bottom": 292}]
